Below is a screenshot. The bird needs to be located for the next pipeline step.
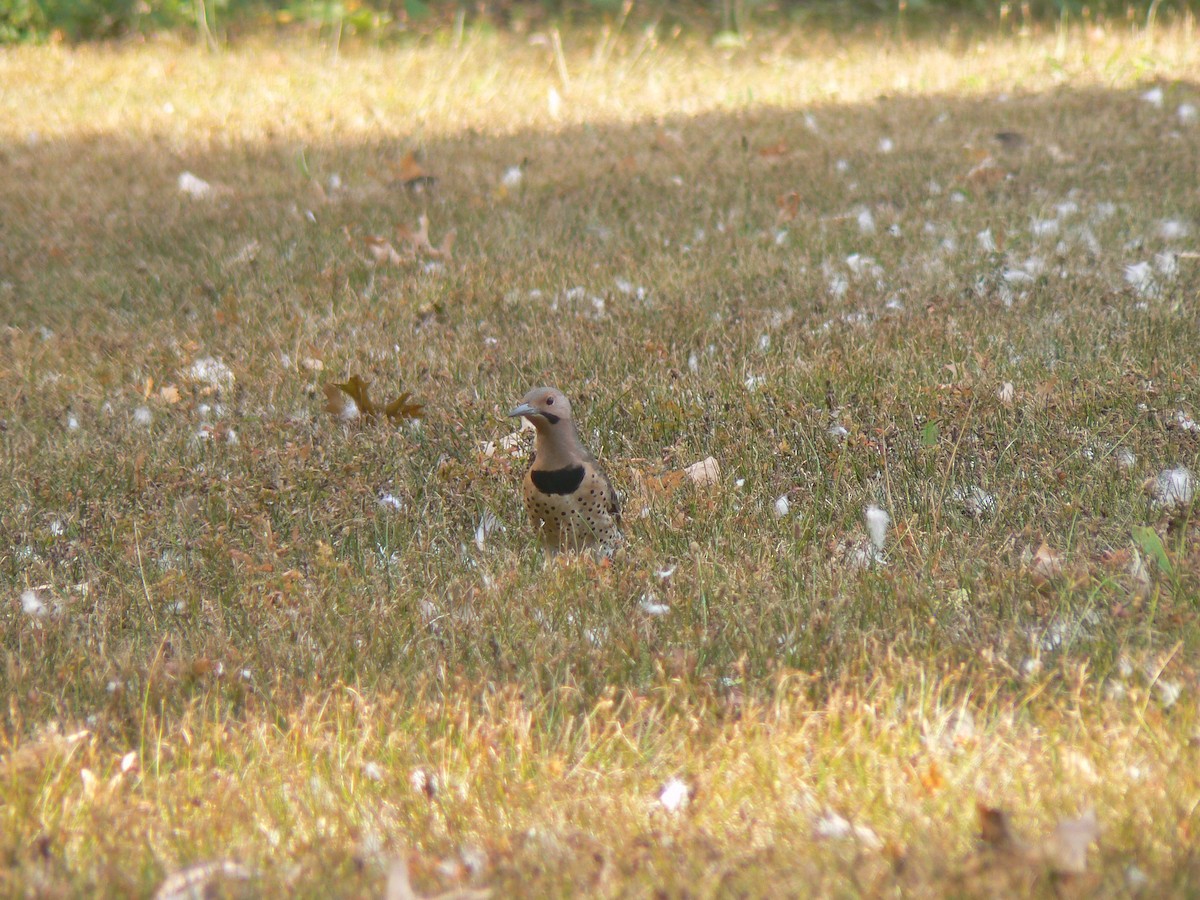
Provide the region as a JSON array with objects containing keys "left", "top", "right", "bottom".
[{"left": 508, "top": 386, "right": 622, "bottom": 555}]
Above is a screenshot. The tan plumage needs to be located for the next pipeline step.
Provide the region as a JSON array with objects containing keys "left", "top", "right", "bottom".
[{"left": 508, "top": 387, "right": 622, "bottom": 555}]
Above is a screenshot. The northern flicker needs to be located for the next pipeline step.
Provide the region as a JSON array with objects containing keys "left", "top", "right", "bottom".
[{"left": 508, "top": 386, "right": 623, "bottom": 555}]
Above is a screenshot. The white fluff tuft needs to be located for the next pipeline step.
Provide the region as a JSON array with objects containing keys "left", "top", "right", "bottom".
[
  {"left": 659, "top": 778, "right": 690, "bottom": 813},
  {"left": 865, "top": 505, "right": 890, "bottom": 551}
]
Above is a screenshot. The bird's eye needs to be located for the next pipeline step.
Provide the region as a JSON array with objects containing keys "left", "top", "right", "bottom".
[{"left": 546, "top": 397, "right": 554, "bottom": 405}]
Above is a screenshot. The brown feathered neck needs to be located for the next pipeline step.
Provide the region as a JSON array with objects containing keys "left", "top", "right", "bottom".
[{"left": 530, "top": 417, "right": 589, "bottom": 470}]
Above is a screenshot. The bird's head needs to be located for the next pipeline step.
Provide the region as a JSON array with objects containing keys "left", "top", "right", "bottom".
[{"left": 508, "top": 386, "right": 574, "bottom": 431}]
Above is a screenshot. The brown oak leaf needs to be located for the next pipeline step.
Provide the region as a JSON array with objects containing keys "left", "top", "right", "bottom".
[{"left": 324, "top": 375, "right": 424, "bottom": 424}]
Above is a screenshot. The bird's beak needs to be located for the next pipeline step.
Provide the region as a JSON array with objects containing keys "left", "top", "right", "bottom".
[{"left": 508, "top": 402, "right": 537, "bottom": 418}]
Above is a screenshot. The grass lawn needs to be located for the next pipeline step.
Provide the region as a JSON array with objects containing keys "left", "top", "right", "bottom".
[{"left": 2, "top": 15, "right": 1200, "bottom": 896}]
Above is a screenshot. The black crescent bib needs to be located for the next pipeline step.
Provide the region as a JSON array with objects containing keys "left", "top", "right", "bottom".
[{"left": 530, "top": 465, "right": 586, "bottom": 495}]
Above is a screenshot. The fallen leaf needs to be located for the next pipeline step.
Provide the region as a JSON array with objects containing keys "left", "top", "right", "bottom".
[
  {"left": 653, "top": 129, "right": 684, "bottom": 152},
  {"left": 978, "top": 803, "right": 1020, "bottom": 853},
  {"left": 1145, "top": 467, "right": 1194, "bottom": 512},
  {"left": 324, "top": 375, "right": 424, "bottom": 425},
  {"left": 646, "top": 470, "right": 687, "bottom": 495},
  {"left": 966, "top": 157, "right": 1007, "bottom": 186},
  {"left": 1029, "top": 541, "right": 1064, "bottom": 583},
  {"left": 214, "top": 292, "right": 240, "bottom": 326},
  {"left": 385, "top": 855, "right": 491, "bottom": 900},
  {"left": 227, "top": 240, "right": 260, "bottom": 266},
  {"left": 323, "top": 383, "right": 359, "bottom": 421},
  {"left": 365, "top": 235, "right": 407, "bottom": 266},
  {"left": 396, "top": 216, "right": 456, "bottom": 261},
  {"left": 159, "top": 385, "right": 181, "bottom": 404},
  {"left": 1041, "top": 809, "right": 1099, "bottom": 876},
  {"left": 329, "top": 375, "right": 376, "bottom": 418},
  {"left": 153, "top": 860, "right": 254, "bottom": 900},
  {"left": 977, "top": 804, "right": 1099, "bottom": 877},
  {"left": 964, "top": 145, "right": 992, "bottom": 165},
  {"left": 920, "top": 761, "right": 944, "bottom": 794},
  {"left": 684, "top": 456, "right": 721, "bottom": 488},
  {"left": 384, "top": 391, "right": 425, "bottom": 422},
  {"left": 758, "top": 140, "right": 789, "bottom": 159},
  {"left": 396, "top": 151, "right": 437, "bottom": 189},
  {"left": 775, "top": 190, "right": 801, "bottom": 226},
  {"left": 398, "top": 216, "right": 432, "bottom": 252}
]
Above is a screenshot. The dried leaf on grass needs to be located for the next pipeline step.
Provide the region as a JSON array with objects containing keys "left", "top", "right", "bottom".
[
  {"left": 1043, "top": 809, "right": 1100, "bottom": 876},
  {"left": 966, "top": 157, "right": 1008, "bottom": 186},
  {"left": 364, "top": 216, "right": 456, "bottom": 266},
  {"left": 758, "top": 140, "right": 790, "bottom": 160},
  {"left": 641, "top": 457, "right": 721, "bottom": 496},
  {"left": 227, "top": 239, "right": 260, "bottom": 267},
  {"left": 684, "top": 456, "right": 721, "bottom": 487},
  {"left": 396, "top": 151, "right": 437, "bottom": 189},
  {"left": 479, "top": 428, "right": 530, "bottom": 461},
  {"left": 644, "top": 470, "right": 686, "bottom": 495},
  {"left": 365, "top": 235, "right": 408, "bottom": 266},
  {"left": 775, "top": 191, "right": 801, "bottom": 226},
  {"left": 977, "top": 803, "right": 1099, "bottom": 876},
  {"left": 153, "top": 860, "right": 254, "bottom": 900},
  {"left": 307, "top": 178, "right": 328, "bottom": 205},
  {"left": 3, "top": 725, "right": 91, "bottom": 775},
  {"left": 1028, "top": 541, "right": 1064, "bottom": 584},
  {"left": 323, "top": 375, "right": 424, "bottom": 424},
  {"left": 397, "top": 215, "right": 456, "bottom": 261},
  {"left": 628, "top": 457, "right": 721, "bottom": 520},
  {"left": 977, "top": 804, "right": 1020, "bottom": 853},
  {"left": 385, "top": 857, "right": 491, "bottom": 900},
  {"left": 653, "top": 129, "right": 684, "bottom": 152},
  {"left": 1145, "top": 467, "right": 1194, "bottom": 512}
]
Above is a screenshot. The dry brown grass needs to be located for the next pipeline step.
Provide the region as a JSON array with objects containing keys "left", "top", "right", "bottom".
[{"left": 2, "top": 17, "right": 1200, "bottom": 897}]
